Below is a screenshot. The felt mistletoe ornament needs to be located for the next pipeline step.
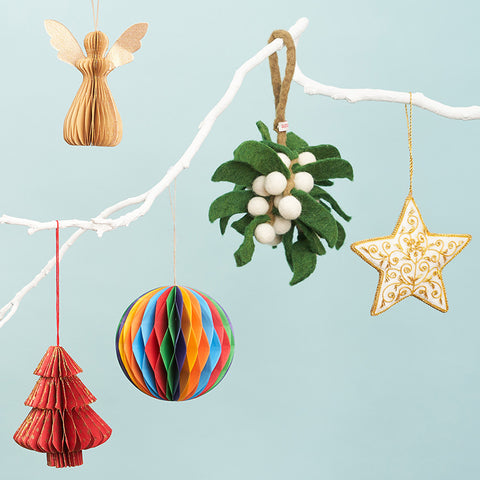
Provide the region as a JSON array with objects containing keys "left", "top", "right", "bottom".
[{"left": 209, "top": 30, "right": 354, "bottom": 285}]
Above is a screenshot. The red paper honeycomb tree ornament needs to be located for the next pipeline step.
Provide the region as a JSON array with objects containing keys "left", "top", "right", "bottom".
[{"left": 13, "top": 346, "right": 112, "bottom": 468}]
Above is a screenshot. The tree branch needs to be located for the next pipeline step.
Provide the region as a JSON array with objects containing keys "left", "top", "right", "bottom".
[
  {"left": 1, "top": 16, "right": 479, "bottom": 328},
  {"left": 294, "top": 65, "right": 480, "bottom": 120},
  {"left": 0, "top": 17, "right": 310, "bottom": 328}
]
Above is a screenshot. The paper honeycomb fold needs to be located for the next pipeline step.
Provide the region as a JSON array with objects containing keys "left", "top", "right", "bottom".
[{"left": 116, "top": 286, "right": 235, "bottom": 400}]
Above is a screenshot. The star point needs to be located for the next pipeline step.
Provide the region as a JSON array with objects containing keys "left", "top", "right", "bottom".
[{"left": 351, "top": 196, "right": 471, "bottom": 316}]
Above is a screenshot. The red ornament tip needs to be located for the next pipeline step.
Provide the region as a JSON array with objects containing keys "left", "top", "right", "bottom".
[{"left": 34, "top": 346, "right": 82, "bottom": 378}]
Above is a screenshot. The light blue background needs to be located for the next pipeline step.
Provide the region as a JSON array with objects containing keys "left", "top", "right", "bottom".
[{"left": 0, "top": 0, "right": 479, "bottom": 478}]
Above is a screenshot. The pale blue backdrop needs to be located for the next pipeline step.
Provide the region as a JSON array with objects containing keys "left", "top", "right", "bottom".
[{"left": 0, "top": 0, "right": 479, "bottom": 479}]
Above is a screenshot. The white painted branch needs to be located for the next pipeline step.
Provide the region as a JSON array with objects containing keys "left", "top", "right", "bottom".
[
  {"left": 1, "top": 16, "right": 480, "bottom": 328},
  {"left": 0, "top": 230, "right": 84, "bottom": 328},
  {"left": 0, "top": 17, "right": 311, "bottom": 237},
  {"left": 2, "top": 17, "right": 480, "bottom": 237},
  {"left": 0, "top": 17, "right": 310, "bottom": 328},
  {"left": 293, "top": 65, "right": 480, "bottom": 120}
]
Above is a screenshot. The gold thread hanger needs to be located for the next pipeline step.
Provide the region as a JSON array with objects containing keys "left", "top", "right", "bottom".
[{"left": 404, "top": 92, "right": 414, "bottom": 197}]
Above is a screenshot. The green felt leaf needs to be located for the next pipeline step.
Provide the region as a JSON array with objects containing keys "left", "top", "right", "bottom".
[
  {"left": 260, "top": 140, "right": 296, "bottom": 159},
  {"left": 316, "top": 180, "right": 334, "bottom": 187},
  {"left": 296, "top": 220, "right": 326, "bottom": 255},
  {"left": 209, "top": 190, "right": 254, "bottom": 222},
  {"left": 256, "top": 120, "right": 271, "bottom": 141},
  {"left": 234, "top": 215, "right": 270, "bottom": 267},
  {"left": 293, "top": 158, "right": 354, "bottom": 181},
  {"left": 310, "top": 186, "right": 351, "bottom": 221},
  {"left": 233, "top": 184, "right": 247, "bottom": 191},
  {"left": 211, "top": 161, "right": 260, "bottom": 186},
  {"left": 290, "top": 239, "right": 317, "bottom": 285},
  {"left": 219, "top": 216, "right": 230, "bottom": 235},
  {"left": 231, "top": 213, "right": 252, "bottom": 235},
  {"left": 292, "top": 188, "right": 338, "bottom": 248},
  {"left": 308, "top": 186, "right": 322, "bottom": 200},
  {"left": 304, "top": 144, "right": 341, "bottom": 159},
  {"left": 233, "top": 141, "right": 291, "bottom": 177},
  {"left": 318, "top": 200, "right": 331, "bottom": 212},
  {"left": 282, "top": 226, "right": 294, "bottom": 271},
  {"left": 286, "top": 132, "right": 309, "bottom": 152},
  {"left": 335, "top": 221, "right": 346, "bottom": 250}
]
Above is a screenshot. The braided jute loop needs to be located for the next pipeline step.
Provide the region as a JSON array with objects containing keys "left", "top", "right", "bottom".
[{"left": 268, "top": 29, "right": 296, "bottom": 146}]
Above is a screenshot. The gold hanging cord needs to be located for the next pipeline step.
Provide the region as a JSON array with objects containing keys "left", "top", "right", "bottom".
[{"left": 404, "top": 92, "right": 414, "bottom": 196}]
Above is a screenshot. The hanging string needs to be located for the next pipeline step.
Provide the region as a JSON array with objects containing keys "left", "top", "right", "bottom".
[
  {"left": 55, "top": 220, "right": 60, "bottom": 347},
  {"left": 168, "top": 180, "right": 177, "bottom": 285},
  {"left": 404, "top": 92, "right": 414, "bottom": 196},
  {"left": 268, "top": 30, "right": 296, "bottom": 146},
  {"left": 89, "top": 0, "right": 100, "bottom": 144},
  {"left": 90, "top": 0, "right": 100, "bottom": 30},
  {"left": 95, "top": 0, "right": 99, "bottom": 30}
]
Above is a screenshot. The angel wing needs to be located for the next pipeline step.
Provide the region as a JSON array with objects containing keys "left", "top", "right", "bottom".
[
  {"left": 44, "top": 19, "right": 85, "bottom": 66},
  {"left": 106, "top": 23, "right": 148, "bottom": 69}
]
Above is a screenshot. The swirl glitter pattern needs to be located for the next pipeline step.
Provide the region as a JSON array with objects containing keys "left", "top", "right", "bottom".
[{"left": 351, "top": 196, "right": 471, "bottom": 315}]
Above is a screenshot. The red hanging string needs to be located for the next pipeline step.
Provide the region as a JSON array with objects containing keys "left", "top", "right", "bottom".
[{"left": 56, "top": 220, "right": 60, "bottom": 347}]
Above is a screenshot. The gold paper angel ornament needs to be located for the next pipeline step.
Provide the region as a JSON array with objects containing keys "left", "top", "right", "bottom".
[{"left": 45, "top": 20, "right": 148, "bottom": 147}]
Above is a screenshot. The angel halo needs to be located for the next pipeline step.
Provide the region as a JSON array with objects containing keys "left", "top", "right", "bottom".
[{"left": 45, "top": 20, "right": 148, "bottom": 147}]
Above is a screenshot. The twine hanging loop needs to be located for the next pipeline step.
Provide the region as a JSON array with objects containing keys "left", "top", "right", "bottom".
[{"left": 268, "top": 30, "right": 296, "bottom": 146}]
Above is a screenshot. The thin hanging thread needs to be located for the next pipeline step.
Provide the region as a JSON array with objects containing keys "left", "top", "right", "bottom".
[
  {"left": 404, "top": 92, "right": 414, "bottom": 196},
  {"left": 90, "top": 0, "right": 100, "bottom": 30},
  {"left": 89, "top": 0, "right": 100, "bottom": 144},
  {"left": 168, "top": 180, "right": 177, "bottom": 285},
  {"left": 55, "top": 220, "right": 60, "bottom": 347}
]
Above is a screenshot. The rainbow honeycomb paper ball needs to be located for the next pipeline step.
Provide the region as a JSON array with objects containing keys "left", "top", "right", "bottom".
[{"left": 115, "top": 286, "right": 234, "bottom": 401}]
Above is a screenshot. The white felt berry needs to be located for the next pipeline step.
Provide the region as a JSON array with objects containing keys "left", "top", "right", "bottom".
[
  {"left": 277, "top": 152, "right": 291, "bottom": 168},
  {"left": 264, "top": 171, "right": 288, "bottom": 195},
  {"left": 298, "top": 151, "right": 316, "bottom": 166},
  {"left": 273, "top": 215, "right": 292, "bottom": 235},
  {"left": 294, "top": 172, "right": 314, "bottom": 193},
  {"left": 268, "top": 235, "right": 282, "bottom": 246},
  {"left": 278, "top": 195, "right": 302, "bottom": 220},
  {"left": 247, "top": 196, "right": 269, "bottom": 216},
  {"left": 274, "top": 195, "right": 282, "bottom": 207},
  {"left": 252, "top": 175, "right": 268, "bottom": 196},
  {"left": 254, "top": 223, "right": 276, "bottom": 244}
]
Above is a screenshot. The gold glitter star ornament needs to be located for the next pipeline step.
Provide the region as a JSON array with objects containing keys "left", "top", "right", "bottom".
[{"left": 351, "top": 195, "right": 471, "bottom": 315}]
